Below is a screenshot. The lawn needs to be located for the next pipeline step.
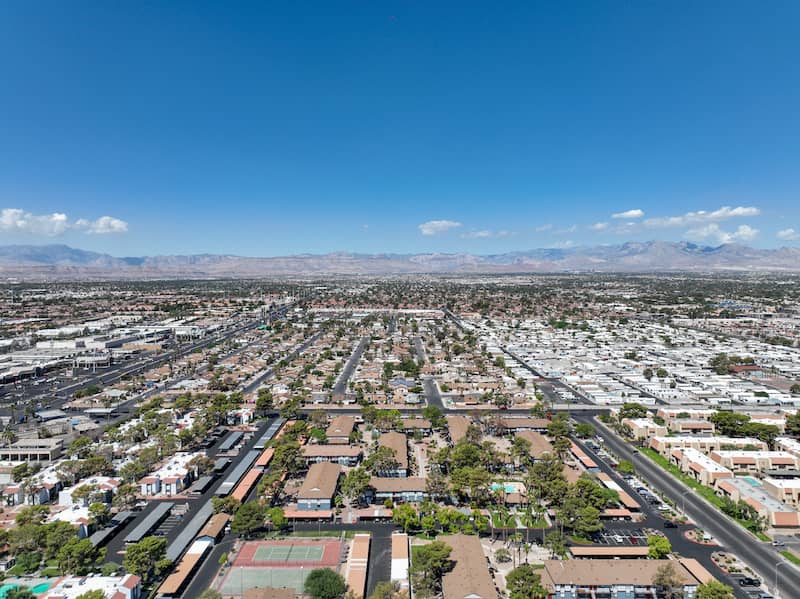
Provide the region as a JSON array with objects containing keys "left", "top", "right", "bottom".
[
  {"left": 639, "top": 447, "right": 770, "bottom": 542},
  {"left": 780, "top": 550, "right": 800, "bottom": 566}
]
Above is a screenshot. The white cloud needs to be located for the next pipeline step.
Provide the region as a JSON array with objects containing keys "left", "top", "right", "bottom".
[
  {"left": 555, "top": 225, "right": 577, "bottom": 234},
  {"left": 460, "top": 229, "right": 516, "bottom": 239},
  {"left": 0, "top": 208, "right": 128, "bottom": 236},
  {"left": 461, "top": 230, "right": 492, "bottom": 239},
  {"left": 645, "top": 205, "right": 760, "bottom": 228},
  {"left": 534, "top": 224, "right": 553, "bottom": 232},
  {"left": 612, "top": 209, "right": 644, "bottom": 219},
  {"left": 777, "top": 228, "right": 799, "bottom": 241},
  {"left": 75, "top": 216, "right": 129, "bottom": 235},
  {"left": 589, "top": 222, "right": 608, "bottom": 231},
  {"left": 418, "top": 220, "right": 462, "bottom": 236},
  {"left": 685, "top": 223, "right": 759, "bottom": 245}
]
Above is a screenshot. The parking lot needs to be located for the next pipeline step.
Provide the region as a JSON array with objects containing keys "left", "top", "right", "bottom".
[{"left": 592, "top": 528, "right": 650, "bottom": 545}]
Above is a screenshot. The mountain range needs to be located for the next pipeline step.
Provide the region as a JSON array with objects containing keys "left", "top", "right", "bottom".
[{"left": 1, "top": 242, "right": 799, "bottom": 279}]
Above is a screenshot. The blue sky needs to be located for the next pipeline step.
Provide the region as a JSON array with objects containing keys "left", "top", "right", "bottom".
[{"left": 1, "top": 2, "right": 799, "bottom": 256}]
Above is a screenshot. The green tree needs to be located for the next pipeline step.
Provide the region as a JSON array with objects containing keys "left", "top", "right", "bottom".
[
  {"left": 695, "top": 580, "right": 734, "bottom": 599},
  {"left": 617, "top": 459, "right": 635, "bottom": 476},
  {"left": 544, "top": 531, "right": 567, "bottom": 558},
  {"left": 652, "top": 562, "right": 684, "bottom": 599},
  {"left": 6, "top": 589, "right": 37, "bottom": 599},
  {"left": 57, "top": 537, "right": 105, "bottom": 575},
  {"left": 506, "top": 564, "right": 547, "bottom": 599},
  {"left": 231, "top": 501, "right": 266, "bottom": 537},
  {"left": 339, "top": 467, "right": 371, "bottom": 507},
  {"left": 75, "top": 590, "right": 107, "bottom": 599},
  {"left": 409, "top": 541, "right": 452, "bottom": 599},
  {"left": 647, "top": 534, "right": 672, "bottom": 559},
  {"left": 68, "top": 436, "right": 94, "bottom": 459},
  {"left": 574, "top": 423, "right": 595, "bottom": 439},
  {"left": 709, "top": 411, "right": 750, "bottom": 436},
  {"left": 123, "top": 536, "right": 166, "bottom": 582},
  {"left": 304, "top": 568, "right": 347, "bottom": 599},
  {"left": 368, "top": 581, "right": 407, "bottom": 599},
  {"left": 43, "top": 520, "right": 80, "bottom": 561},
  {"left": 255, "top": 388, "right": 274, "bottom": 415},
  {"left": 618, "top": 403, "right": 648, "bottom": 420},
  {"left": 392, "top": 503, "right": 418, "bottom": 532},
  {"left": 211, "top": 496, "right": 241, "bottom": 514},
  {"left": 198, "top": 591, "right": 224, "bottom": 599}
]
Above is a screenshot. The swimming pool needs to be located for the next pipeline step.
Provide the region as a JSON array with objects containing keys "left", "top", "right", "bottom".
[
  {"left": 491, "top": 483, "right": 517, "bottom": 493},
  {"left": 30, "top": 583, "right": 53, "bottom": 594},
  {"left": 0, "top": 584, "right": 20, "bottom": 599},
  {"left": 740, "top": 476, "right": 762, "bottom": 487}
]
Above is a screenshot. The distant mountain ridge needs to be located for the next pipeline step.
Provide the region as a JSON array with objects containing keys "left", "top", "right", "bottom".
[{"left": 0, "top": 242, "right": 799, "bottom": 279}]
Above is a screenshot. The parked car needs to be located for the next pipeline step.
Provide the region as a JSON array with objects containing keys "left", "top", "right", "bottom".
[
  {"left": 739, "top": 577, "right": 761, "bottom": 587},
  {"left": 771, "top": 539, "right": 785, "bottom": 546},
  {"left": 664, "top": 521, "right": 678, "bottom": 528}
]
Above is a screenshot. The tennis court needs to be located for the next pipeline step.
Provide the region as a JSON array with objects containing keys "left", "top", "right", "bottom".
[
  {"left": 220, "top": 566, "right": 314, "bottom": 595},
  {"left": 253, "top": 544, "right": 325, "bottom": 562},
  {"left": 235, "top": 539, "right": 341, "bottom": 568}
]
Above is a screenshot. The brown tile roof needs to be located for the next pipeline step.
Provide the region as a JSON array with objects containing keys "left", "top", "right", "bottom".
[
  {"left": 298, "top": 462, "right": 340, "bottom": 500},
  {"left": 439, "top": 534, "right": 495, "bottom": 599},
  {"left": 540, "top": 559, "right": 698, "bottom": 588},
  {"left": 378, "top": 432, "right": 408, "bottom": 470},
  {"left": 326, "top": 416, "right": 355, "bottom": 439},
  {"left": 447, "top": 416, "right": 472, "bottom": 443},
  {"left": 369, "top": 477, "right": 427, "bottom": 493},
  {"left": 302, "top": 445, "right": 363, "bottom": 458},
  {"left": 199, "top": 513, "right": 229, "bottom": 540},
  {"left": 514, "top": 430, "right": 554, "bottom": 458},
  {"left": 391, "top": 532, "right": 408, "bottom": 560},
  {"left": 402, "top": 418, "right": 432, "bottom": 430}
]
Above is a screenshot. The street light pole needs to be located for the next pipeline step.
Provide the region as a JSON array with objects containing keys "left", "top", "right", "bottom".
[
  {"left": 775, "top": 560, "right": 787, "bottom": 597},
  {"left": 681, "top": 489, "right": 691, "bottom": 515}
]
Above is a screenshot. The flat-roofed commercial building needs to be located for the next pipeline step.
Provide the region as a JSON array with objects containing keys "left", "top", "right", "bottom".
[
  {"left": 0, "top": 438, "right": 62, "bottom": 462},
  {"left": 710, "top": 450, "right": 800, "bottom": 474},
  {"left": 649, "top": 435, "right": 766, "bottom": 456},
  {"left": 670, "top": 447, "right": 733, "bottom": 487},
  {"left": 763, "top": 477, "right": 800, "bottom": 507},
  {"left": 716, "top": 477, "right": 800, "bottom": 527}
]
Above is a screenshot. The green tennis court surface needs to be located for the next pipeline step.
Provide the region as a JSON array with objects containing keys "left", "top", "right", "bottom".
[
  {"left": 221, "top": 566, "right": 312, "bottom": 594},
  {"left": 253, "top": 544, "right": 325, "bottom": 562}
]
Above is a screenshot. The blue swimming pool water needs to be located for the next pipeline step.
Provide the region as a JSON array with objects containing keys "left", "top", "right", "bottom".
[
  {"left": 741, "top": 477, "right": 762, "bottom": 487},
  {"left": 491, "top": 483, "right": 516, "bottom": 493}
]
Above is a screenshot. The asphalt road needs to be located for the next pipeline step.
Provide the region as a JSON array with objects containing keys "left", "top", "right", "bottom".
[
  {"left": 580, "top": 414, "right": 800, "bottom": 597},
  {"left": 241, "top": 331, "right": 323, "bottom": 395},
  {"left": 102, "top": 421, "right": 271, "bottom": 567},
  {"left": 2, "top": 304, "right": 296, "bottom": 418},
  {"left": 570, "top": 435, "right": 753, "bottom": 598},
  {"left": 413, "top": 336, "right": 427, "bottom": 363},
  {"left": 333, "top": 336, "right": 369, "bottom": 396},
  {"left": 422, "top": 376, "right": 444, "bottom": 410}
]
